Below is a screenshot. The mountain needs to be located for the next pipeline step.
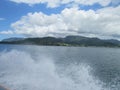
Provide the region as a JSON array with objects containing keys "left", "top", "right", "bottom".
[
  {"left": 2, "top": 37, "right": 25, "bottom": 42},
  {"left": 104, "top": 39, "right": 120, "bottom": 45},
  {"left": 0, "top": 35, "right": 120, "bottom": 47}
]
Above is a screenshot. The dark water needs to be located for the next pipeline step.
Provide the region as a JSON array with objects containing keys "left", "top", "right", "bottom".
[{"left": 0, "top": 44, "right": 120, "bottom": 90}]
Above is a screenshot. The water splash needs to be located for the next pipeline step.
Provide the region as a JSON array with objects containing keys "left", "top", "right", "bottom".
[{"left": 0, "top": 50, "right": 107, "bottom": 90}]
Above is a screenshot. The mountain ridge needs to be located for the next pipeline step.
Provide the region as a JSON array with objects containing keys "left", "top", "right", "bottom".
[{"left": 0, "top": 35, "right": 120, "bottom": 47}]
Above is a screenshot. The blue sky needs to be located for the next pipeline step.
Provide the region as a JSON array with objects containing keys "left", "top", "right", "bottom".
[
  {"left": 0, "top": 0, "right": 62, "bottom": 39},
  {"left": 0, "top": 0, "right": 120, "bottom": 40},
  {"left": 0, "top": 0, "right": 102, "bottom": 31},
  {"left": 0, "top": 0, "right": 63, "bottom": 30}
]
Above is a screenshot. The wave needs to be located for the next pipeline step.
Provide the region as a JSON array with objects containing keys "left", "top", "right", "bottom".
[{"left": 0, "top": 50, "right": 107, "bottom": 90}]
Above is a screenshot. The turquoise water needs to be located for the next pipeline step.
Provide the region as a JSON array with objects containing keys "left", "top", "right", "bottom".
[{"left": 0, "top": 45, "right": 120, "bottom": 90}]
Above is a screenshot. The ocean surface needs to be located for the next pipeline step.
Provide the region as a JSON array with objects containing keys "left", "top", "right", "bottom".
[{"left": 0, "top": 44, "right": 120, "bottom": 90}]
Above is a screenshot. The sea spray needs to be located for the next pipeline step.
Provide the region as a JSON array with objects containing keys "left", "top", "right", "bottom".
[{"left": 0, "top": 49, "right": 108, "bottom": 90}]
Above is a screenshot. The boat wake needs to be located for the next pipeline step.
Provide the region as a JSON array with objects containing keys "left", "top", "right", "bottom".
[{"left": 0, "top": 50, "right": 108, "bottom": 90}]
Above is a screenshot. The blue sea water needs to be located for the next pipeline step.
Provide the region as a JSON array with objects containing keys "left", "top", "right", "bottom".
[{"left": 0, "top": 44, "right": 120, "bottom": 90}]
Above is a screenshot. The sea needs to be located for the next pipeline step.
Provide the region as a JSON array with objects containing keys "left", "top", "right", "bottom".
[{"left": 0, "top": 44, "right": 120, "bottom": 90}]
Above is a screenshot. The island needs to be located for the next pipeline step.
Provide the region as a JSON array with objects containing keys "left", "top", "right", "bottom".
[{"left": 0, "top": 35, "right": 120, "bottom": 47}]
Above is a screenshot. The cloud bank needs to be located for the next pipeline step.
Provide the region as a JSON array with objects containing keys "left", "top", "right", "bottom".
[
  {"left": 10, "top": 0, "right": 120, "bottom": 8},
  {"left": 10, "top": 5, "right": 120, "bottom": 39},
  {"left": 0, "top": 0, "right": 119, "bottom": 39}
]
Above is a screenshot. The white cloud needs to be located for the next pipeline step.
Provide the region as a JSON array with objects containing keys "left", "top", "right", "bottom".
[
  {"left": 0, "top": 18, "right": 5, "bottom": 21},
  {"left": 0, "top": 30, "right": 13, "bottom": 34},
  {"left": 10, "top": 0, "right": 120, "bottom": 8},
  {"left": 9, "top": 5, "right": 120, "bottom": 39}
]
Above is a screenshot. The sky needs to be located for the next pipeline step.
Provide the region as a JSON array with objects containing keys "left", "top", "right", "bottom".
[{"left": 0, "top": 0, "right": 120, "bottom": 40}]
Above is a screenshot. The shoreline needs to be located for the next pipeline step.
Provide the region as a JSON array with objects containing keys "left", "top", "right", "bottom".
[{"left": 0, "top": 43, "right": 120, "bottom": 48}]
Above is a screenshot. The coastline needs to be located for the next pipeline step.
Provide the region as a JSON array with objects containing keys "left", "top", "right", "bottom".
[{"left": 0, "top": 43, "right": 120, "bottom": 49}]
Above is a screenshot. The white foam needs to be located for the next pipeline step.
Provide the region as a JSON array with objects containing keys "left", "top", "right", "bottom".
[{"left": 0, "top": 50, "right": 107, "bottom": 90}]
